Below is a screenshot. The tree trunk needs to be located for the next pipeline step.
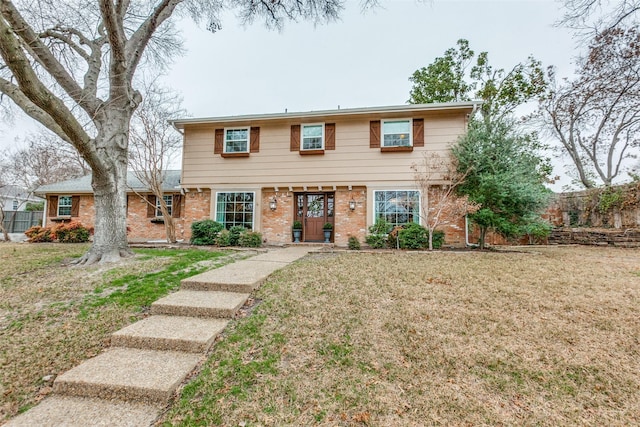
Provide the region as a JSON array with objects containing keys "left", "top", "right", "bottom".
[
  {"left": 479, "top": 226, "right": 487, "bottom": 250},
  {"left": 428, "top": 226, "right": 434, "bottom": 251},
  {"left": 0, "top": 210, "right": 10, "bottom": 241},
  {"left": 74, "top": 111, "right": 134, "bottom": 264}
]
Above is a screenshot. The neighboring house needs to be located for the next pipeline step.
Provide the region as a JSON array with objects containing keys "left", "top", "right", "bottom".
[
  {"left": 172, "top": 102, "right": 479, "bottom": 246},
  {"left": 34, "top": 171, "right": 199, "bottom": 242},
  {"left": 0, "top": 185, "right": 43, "bottom": 212}
]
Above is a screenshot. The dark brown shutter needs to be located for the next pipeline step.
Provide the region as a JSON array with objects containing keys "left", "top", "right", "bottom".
[
  {"left": 147, "top": 195, "right": 156, "bottom": 218},
  {"left": 290, "top": 125, "right": 300, "bottom": 151},
  {"left": 370, "top": 120, "right": 381, "bottom": 148},
  {"left": 48, "top": 196, "right": 58, "bottom": 217},
  {"left": 172, "top": 194, "right": 182, "bottom": 218},
  {"left": 70, "top": 196, "right": 80, "bottom": 217},
  {"left": 214, "top": 129, "right": 224, "bottom": 154},
  {"left": 325, "top": 123, "right": 335, "bottom": 150},
  {"left": 250, "top": 127, "right": 260, "bottom": 153},
  {"left": 413, "top": 118, "right": 424, "bottom": 147}
]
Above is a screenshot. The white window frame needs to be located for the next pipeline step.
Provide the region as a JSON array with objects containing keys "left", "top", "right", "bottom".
[
  {"left": 223, "top": 127, "right": 250, "bottom": 153},
  {"left": 156, "top": 194, "right": 173, "bottom": 217},
  {"left": 301, "top": 123, "right": 325, "bottom": 151},
  {"left": 373, "top": 190, "right": 421, "bottom": 227},
  {"left": 214, "top": 191, "right": 256, "bottom": 230},
  {"left": 381, "top": 119, "right": 413, "bottom": 148},
  {"left": 58, "top": 195, "right": 72, "bottom": 217}
]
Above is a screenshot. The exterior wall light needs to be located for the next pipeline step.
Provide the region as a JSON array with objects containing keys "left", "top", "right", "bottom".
[
  {"left": 349, "top": 198, "right": 356, "bottom": 211},
  {"left": 269, "top": 197, "right": 277, "bottom": 211}
]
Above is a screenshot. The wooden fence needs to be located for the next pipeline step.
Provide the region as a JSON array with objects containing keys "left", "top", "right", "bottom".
[{"left": 2, "top": 211, "right": 43, "bottom": 233}]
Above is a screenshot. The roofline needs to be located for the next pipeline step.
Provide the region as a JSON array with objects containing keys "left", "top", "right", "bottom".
[{"left": 170, "top": 101, "right": 481, "bottom": 129}]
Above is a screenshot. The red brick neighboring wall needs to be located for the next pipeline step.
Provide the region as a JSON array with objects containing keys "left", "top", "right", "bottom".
[{"left": 45, "top": 191, "right": 212, "bottom": 243}]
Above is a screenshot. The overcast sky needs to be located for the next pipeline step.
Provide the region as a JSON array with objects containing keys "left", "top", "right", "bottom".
[{"left": 0, "top": 0, "right": 580, "bottom": 186}]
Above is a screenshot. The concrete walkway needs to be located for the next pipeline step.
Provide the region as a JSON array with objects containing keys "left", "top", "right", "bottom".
[{"left": 6, "top": 246, "right": 314, "bottom": 427}]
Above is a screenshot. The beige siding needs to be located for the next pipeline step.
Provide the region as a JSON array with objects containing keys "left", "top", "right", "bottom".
[{"left": 181, "top": 111, "right": 468, "bottom": 188}]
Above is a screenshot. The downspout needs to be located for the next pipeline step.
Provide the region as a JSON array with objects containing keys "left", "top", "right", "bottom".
[{"left": 42, "top": 196, "right": 47, "bottom": 227}]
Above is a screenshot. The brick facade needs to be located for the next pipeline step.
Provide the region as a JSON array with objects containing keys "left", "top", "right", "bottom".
[{"left": 45, "top": 191, "right": 212, "bottom": 243}]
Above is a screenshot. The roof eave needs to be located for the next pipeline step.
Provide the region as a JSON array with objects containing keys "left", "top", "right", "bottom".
[{"left": 170, "top": 101, "right": 481, "bottom": 129}]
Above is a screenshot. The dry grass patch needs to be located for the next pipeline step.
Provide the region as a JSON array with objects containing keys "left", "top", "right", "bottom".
[
  {"left": 162, "top": 246, "right": 640, "bottom": 426},
  {"left": 0, "top": 243, "right": 231, "bottom": 423}
]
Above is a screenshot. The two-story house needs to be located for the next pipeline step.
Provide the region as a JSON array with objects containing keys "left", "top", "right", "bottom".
[{"left": 172, "top": 102, "right": 478, "bottom": 246}]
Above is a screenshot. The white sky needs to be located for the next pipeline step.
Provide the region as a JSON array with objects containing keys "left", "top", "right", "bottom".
[{"left": 0, "top": 0, "right": 580, "bottom": 187}]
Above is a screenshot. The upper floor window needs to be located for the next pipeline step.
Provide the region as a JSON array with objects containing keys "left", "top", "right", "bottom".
[
  {"left": 224, "top": 128, "right": 249, "bottom": 153},
  {"left": 382, "top": 119, "right": 412, "bottom": 147},
  {"left": 58, "top": 196, "right": 72, "bottom": 216},
  {"left": 12, "top": 200, "right": 18, "bottom": 211},
  {"left": 301, "top": 124, "right": 324, "bottom": 150},
  {"left": 156, "top": 194, "right": 173, "bottom": 217}
]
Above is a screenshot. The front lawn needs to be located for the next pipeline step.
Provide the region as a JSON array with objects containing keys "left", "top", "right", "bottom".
[
  {"left": 162, "top": 246, "right": 640, "bottom": 426},
  {"left": 0, "top": 243, "right": 231, "bottom": 422}
]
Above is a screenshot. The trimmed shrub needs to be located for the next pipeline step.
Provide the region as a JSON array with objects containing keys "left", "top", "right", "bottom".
[
  {"left": 348, "top": 236, "right": 361, "bottom": 250},
  {"left": 229, "top": 226, "right": 246, "bottom": 246},
  {"left": 398, "top": 223, "right": 428, "bottom": 249},
  {"left": 54, "top": 221, "right": 90, "bottom": 243},
  {"left": 365, "top": 218, "right": 392, "bottom": 249},
  {"left": 190, "top": 220, "right": 224, "bottom": 246},
  {"left": 396, "top": 223, "right": 445, "bottom": 249},
  {"left": 215, "top": 229, "right": 231, "bottom": 247},
  {"left": 238, "top": 231, "right": 262, "bottom": 247},
  {"left": 25, "top": 226, "right": 54, "bottom": 243}
]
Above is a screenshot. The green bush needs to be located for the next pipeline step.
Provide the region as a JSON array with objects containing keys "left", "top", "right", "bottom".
[
  {"left": 216, "top": 229, "right": 232, "bottom": 247},
  {"left": 229, "top": 226, "right": 246, "bottom": 246},
  {"left": 398, "top": 223, "right": 428, "bottom": 249},
  {"left": 365, "top": 219, "right": 392, "bottom": 249},
  {"left": 55, "top": 222, "right": 90, "bottom": 243},
  {"left": 190, "top": 220, "right": 224, "bottom": 245},
  {"left": 397, "top": 223, "right": 445, "bottom": 249},
  {"left": 348, "top": 236, "right": 361, "bottom": 250},
  {"left": 238, "top": 231, "right": 262, "bottom": 247}
]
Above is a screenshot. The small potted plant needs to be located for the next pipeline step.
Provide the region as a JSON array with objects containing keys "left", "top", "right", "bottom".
[
  {"left": 292, "top": 220, "right": 302, "bottom": 243},
  {"left": 322, "top": 222, "right": 333, "bottom": 243}
]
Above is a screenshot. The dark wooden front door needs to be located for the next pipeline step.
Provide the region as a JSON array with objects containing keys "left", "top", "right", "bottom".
[{"left": 295, "top": 193, "right": 334, "bottom": 242}]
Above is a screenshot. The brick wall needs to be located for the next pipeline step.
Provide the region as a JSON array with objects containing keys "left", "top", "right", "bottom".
[
  {"left": 261, "top": 190, "right": 294, "bottom": 245},
  {"left": 334, "top": 189, "right": 367, "bottom": 246},
  {"left": 45, "top": 191, "right": 212, "bottom": 243}
]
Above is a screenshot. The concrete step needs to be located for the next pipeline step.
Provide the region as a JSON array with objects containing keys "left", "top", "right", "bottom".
[
  {"left": 180, "top": 260, "right": 288, "bottom": 293},
  {"left": 4, "top": 396, "right": 160, "bottom": 427},
  {"left": 151, "top": 290, "right": 249, "bottom": 318},
  {"left": 111, "top": 315, "right": 229, "bottom": 353},
  {"left": 53, "top": 348, "right": 201, "bottom": 404}
]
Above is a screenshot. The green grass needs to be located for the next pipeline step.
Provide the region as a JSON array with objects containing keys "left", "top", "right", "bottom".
[{"left": 81, "top": 248, "right": 230, "bottom": 312}]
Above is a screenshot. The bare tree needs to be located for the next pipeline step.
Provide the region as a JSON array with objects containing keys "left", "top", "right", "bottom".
[
  {"left": 128, "top": 82, "right": 184, "bottom": 243},
  {"left": 560, "top": 0, "right": 639, "bottom": 33},
  {"left": 539, "top": 28, "right": 640, "bottom": 188},
  {"left": 0, "top": 0, "right": 375, "bottom": 264},
  {"left": 412, "top": 152, "right": 479, "bottom": 250},
  {"left": 1, "top": 132, "right": 89, "bottom": 190}
]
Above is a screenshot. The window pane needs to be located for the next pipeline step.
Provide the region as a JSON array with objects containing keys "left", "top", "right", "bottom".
[
  {"left": 383, "top": 120, "right": 411, "bottom": 147},
  {"left": 58, "top": 196, "right": 72, "bottom": 216},
  {"left": 373, "top": 190, "right": 420, "bottom": 227},
  {"left": 302, "top": 125, "right": 323, "bottom": 150},
  {"left": 225, "top": 128, "right": 249, "bottom": 152},
  {"left": 216, "top": 192, "right": 255, "bottom": 230}
]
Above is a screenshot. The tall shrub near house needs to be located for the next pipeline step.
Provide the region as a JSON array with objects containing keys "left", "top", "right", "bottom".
[{"left": 453, "top": 119, "right": 551, "bottom": 248}]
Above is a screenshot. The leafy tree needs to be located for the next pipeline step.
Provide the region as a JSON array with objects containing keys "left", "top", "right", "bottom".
[
  {"left": 453, "top": 119, "right": 551, "bottom": 249},
  {"left": 0, "top": 0, "right": 375, "bottom": 264},
  {"left": 538, "top": 27, "right": 640, "bottom": 188},
  {"left": 408, "top": 39, "right": 474, "bottom": 104},
  {"left": 409, "top": 39, "right": 547, "bottom": 125}
]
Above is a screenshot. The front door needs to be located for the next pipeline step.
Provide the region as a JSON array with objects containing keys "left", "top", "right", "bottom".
[{"left": 295, "top": 193, "right": 334, "bottom": 242}]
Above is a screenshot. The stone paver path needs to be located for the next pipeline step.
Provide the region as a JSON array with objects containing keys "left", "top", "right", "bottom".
[{"left": 6, "top": 246, "right": 313, "bottom": 427}]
